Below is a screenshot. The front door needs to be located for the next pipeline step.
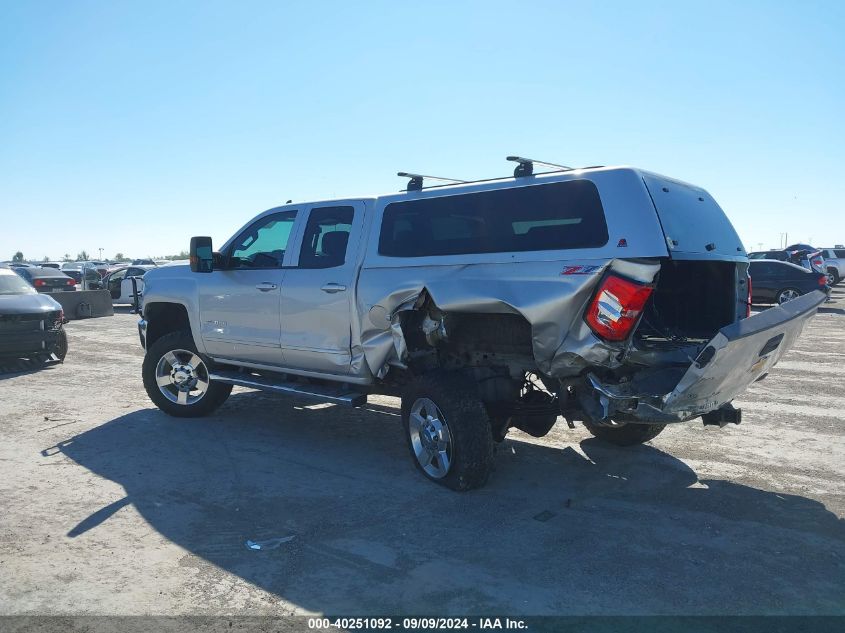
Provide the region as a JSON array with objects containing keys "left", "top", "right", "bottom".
[
  {"left": 278, "top": 203, "right": 363, "bottom": 374},
  {"left": 199, "top": 210, "right": 298, "bottom": 366}
]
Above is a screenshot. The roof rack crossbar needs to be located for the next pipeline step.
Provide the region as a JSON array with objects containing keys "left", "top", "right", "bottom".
[
  {"left": 506, "top": 155, "right": 573, "bottom": 178},
  {"left": 397, "top": 172, "right": 468, "bottom": 192}
]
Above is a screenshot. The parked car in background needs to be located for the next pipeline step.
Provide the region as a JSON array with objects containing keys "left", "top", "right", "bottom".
[
  {"left": 12, "top": 266, "right": 77, "bottom": 293},
  {"left": 749, "top": 260, "right": 829, "bottom": 304},
  {"left": 132, "top": 258, "right": 157, "bottom": 266},
  {"left": 748, "top": 248, "right": 825, "bottom": 273},
  {"left": 102, "top": 265, "right": 152, "bottom": 304},
  {"left": 87, "top": 261, "right": 110, "bottom": 278},
  {"left": 783, "top": 244, "right": 826, "bottom": 273},
  {"left": 0, "top": 267, "right": 67, "bottom": 366},
  {"left": 61, "top": 266, "right": 103, "bottom": 290},
  {"left": 748, "top": 250, "right": 789, "bottom": 261},
  {"left": 61, "top": 261, "right": 108, "bottom": 278},
  {"left": 818, "top": 248, "right": 845, "bottom": 286},
  {"left": 40, "top": 262, "right": 62, "bottom": 269}
]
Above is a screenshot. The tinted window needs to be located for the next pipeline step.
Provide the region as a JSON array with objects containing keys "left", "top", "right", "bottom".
[
  {"left": 31, "top": 267, "right": 70, "bottom": 278},
  {"left": 750, "top": 262, "right": 776, "bottom": 275},
  {"left": 298, "top": 206, "right": 354, "bottom": 269},
  {"left": 0, "top": 273, "right": 35, "bottom": 295},
  {"left": 379, "top": 180, "right": 608, "bottom": 257},
  {"left": 835, "top": 250, "right": 845, "bottom": 258},
  {"left": 230, "top": 211, "right": 297, "bottom": 269},
  {"left": 774, "top": 261, "right": 810, "bottom": 276}
]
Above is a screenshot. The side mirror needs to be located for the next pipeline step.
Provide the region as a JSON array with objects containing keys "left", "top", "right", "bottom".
[{"left": 190, "top": 236, "right": 214, "bottom": 273}]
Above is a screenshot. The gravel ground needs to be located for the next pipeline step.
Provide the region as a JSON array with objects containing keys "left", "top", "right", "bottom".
[{"left": 0, "top": 290, "right": 843, "bottom": 616}]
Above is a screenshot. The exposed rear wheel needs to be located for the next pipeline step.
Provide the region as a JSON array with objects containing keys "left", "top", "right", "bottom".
[
  {"left": 584, "top": 421, "right": 666, "bottom": 446},
  {"left": 142, "top": 330, "right": 232, "bottom": 417},
  {"left": 826, "top": 268, "right": 840, "bottom": 286},
  {"left": 401, "top": 372, "right": 494, "bottom": 491}
]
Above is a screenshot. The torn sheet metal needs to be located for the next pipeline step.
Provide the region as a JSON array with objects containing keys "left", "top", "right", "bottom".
[
  {"left": 583, "top": 291, "right": 825, "bottom": 422},
  {"left": 356, "top": 258, "right": 661, "bottom": 380}
]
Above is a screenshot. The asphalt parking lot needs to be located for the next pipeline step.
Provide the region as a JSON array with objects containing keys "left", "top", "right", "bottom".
[{"left": 1, "top": 290, "right": 843, "bottom": 616}]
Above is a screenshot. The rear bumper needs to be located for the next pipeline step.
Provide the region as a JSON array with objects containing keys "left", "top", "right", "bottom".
[{"left": 583, "top": 291, "right": 826, "bottom": 423}]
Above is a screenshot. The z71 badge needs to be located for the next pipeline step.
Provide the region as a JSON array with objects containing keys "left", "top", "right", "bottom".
[{"left": 560, "top": 265, "right": 601, "bottom": 275}]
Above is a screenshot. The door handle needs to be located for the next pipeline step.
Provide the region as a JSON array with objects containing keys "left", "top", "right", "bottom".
[
  {"left": 321, "top": 283, "right": 347, "bottom": 294},
  {"left": 255, "top": 282, "right": 278, "bottom": 292}
]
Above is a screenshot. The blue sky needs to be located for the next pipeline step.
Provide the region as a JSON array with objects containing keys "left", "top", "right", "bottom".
[{"left": 1, "top": 0, "right": 843, "bottom": 260}]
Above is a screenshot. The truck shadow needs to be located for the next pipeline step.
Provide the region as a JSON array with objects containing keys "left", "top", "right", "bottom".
[{"left": 45, "top": 391, "right": 845, "bottom": 615}]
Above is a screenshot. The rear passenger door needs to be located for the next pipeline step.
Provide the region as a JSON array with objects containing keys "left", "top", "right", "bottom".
[{"left": 278, "top": 202, "right": 364, "bottom": 375}]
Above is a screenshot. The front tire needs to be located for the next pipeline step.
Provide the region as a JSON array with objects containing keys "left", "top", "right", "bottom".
[
  {"left": 584, "top": 421, "right": 666, "bottom": 446},
  {"left": 142, "top": 330, "right": 232, "bottom": 417},
  {"left": 53, "top": 329, "right": 68, "bottom": 362},
  {"left": 401, "top": 372, "right": 494, "bottom": 491},
  {"left": 827, "top": 268, "right": 840, "bottom": 286}
]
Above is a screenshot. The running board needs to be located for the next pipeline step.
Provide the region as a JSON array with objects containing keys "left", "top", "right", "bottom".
[{"left": 208, "top": 370, "right": 367, "bottom": 407}]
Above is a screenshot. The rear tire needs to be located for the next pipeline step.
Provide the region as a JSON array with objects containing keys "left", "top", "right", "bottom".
[
  {"left": 401, "top": 372, "right": 494, "bottom": 491},
  {"left": 142, "top": 330, "right": 232, "bottom": 417},
  {"left": 827, "top": 268, "right": 840, "bottom": 286},
  {"left": 584, "top": 421, "right": 666, "bottom": 446}
]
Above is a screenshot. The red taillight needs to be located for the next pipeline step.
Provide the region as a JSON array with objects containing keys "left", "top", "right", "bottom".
[
  {"left": 66, "top": 278, "right": 76, "bottom": 286},
  {"left": 585, "top": 274, "right": 654, "bottom": 342},
  {"left": 34, "top": 279, "right": 46, "bottom": 287},
  {"left": 747, "top": 275, "right": 753, "bottom": 317},
  {"left": 819, "top": 275, "right": 828, "bottom": 286}
]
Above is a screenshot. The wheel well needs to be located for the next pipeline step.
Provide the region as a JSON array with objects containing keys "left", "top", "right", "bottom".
[
  {"left": 145, "top": 303, "right": 191, "bottom": 349},
  {"left": 398, "top": 298, "right": 535, "bottom": 376}
]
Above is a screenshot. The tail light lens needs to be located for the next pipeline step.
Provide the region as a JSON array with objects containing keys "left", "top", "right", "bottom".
[
  {"left": 66, "top": 278, "right": 76, "bottom": 286},
  {"left": 819, "top": 275, "right": 828, "bottom": 286},
  {"left": 34, "top": 279, "right": 46, "bottom": 287},
  {"left": 585, "top": 274, "right": 654, "bottom": 342}
]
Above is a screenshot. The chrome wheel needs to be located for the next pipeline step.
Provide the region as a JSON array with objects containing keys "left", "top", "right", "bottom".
[
  {"left": 827, "top": 271, "right": 836, "bottom": 286},
  {"left": 155, "top": 348, "right": 210, "bottom": 405},
  {"left": 777, "top": 288, "right": 800, "bottom": 304},
  {"left": 408, "top": 397, "right": 453, "bottom": 479}
]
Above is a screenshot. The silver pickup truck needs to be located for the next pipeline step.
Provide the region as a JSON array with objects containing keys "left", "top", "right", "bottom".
[{"left": 138, "top": 161, "right": 825, "bottom": 490}]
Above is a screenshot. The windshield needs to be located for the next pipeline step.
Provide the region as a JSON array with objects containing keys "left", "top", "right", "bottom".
[{"left": 0, "top": 273, "right": 36, "bottom": 295}]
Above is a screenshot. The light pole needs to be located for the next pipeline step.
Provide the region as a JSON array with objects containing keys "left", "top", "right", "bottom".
[{"left": 98, "top": 247, "right": 103, "bottom": 261}]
